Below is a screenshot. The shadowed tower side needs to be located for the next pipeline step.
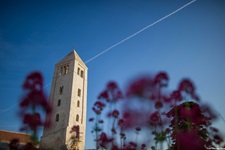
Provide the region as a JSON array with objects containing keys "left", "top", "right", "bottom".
[{"left": 40, "top": 50, "right": 88, "bottom": 150}]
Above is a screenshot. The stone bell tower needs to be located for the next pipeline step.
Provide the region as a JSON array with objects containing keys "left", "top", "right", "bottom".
[{"left": 40, "top": 50, "right": 88, "bottom": 150}]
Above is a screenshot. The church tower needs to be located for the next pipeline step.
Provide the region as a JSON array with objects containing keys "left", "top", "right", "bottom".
[{"left": 40, "top": 50, "right": 88, "bottom": 150}]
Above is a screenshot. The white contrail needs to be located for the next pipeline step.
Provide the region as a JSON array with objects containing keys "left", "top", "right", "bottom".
[
  {"left": 0, "top": 103, "right": 18, "bottom": 113},
  {"left": 85, "top": 0, "right": 197, "bottom": 64},
  {"left": 0, "top": 0, "right": 196, "bottom": 114},
  {"left": 0, "top": 83, "right": 51, "bottom": 113},
  {"left": 43, "top": 83, "right": 51, "bottom": 88}
]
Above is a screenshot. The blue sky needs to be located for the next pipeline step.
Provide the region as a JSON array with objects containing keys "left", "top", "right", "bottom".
[{"left": 0, "top": 0, "right": 225, "bottom": 149}]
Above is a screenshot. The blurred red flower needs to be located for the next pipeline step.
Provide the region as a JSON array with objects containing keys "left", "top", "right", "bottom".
[{"left": 112, "top": 109, "right": 120, "bottom": 118}]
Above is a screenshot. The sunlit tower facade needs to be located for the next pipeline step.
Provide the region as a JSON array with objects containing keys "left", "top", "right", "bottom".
[{"left": 40, "top": 50, "right": 88, "bottom": 150}]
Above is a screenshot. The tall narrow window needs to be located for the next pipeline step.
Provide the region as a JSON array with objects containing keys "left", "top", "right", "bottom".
[
  {"left": 77, "top": 100, "right": 80, "bottom": 107},
  {"left": 57, "top": 99, "right": 61, "bottom": 106},
  {"left": 56, "top": 114, "right": 59, "bottom": 122},
  {"left": 58, "top": 67, "right": 61, "bottom": 75},
  {"left": 76, "top": 114, "right": 79, "bottom": 122},
  {"left": 59, "top": 66, "right": 63, "bottom": 75},
  {"left": 80, "top": 70, "right": 84, "bottom": 78},
  {"left": 77, "top": 67, "right": 80, "bottom": 75},
  {"left": 65, "top": 65, "right": 69, "bottom": 74},
  {"left": 59, "top": 86, "right": 64, "bottom": 95},
  {"left": 64, "top": 66, "right": 67, "bottom": 75},
  {"left": 78, "top": 89, "right": 81, "bottom": 97}
]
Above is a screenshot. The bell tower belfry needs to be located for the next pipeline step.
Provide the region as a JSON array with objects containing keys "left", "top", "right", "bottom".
[{"left": 40, "top": 50, "right": 88, "bottom": 150}]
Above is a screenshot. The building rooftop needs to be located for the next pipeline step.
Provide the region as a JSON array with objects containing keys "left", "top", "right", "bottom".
[{"left": 0, "top": 130, "right": 32, "bottom": 144}]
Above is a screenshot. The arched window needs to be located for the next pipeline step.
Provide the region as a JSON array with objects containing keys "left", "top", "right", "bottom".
[
  {"left": 57, "top": 99, "right": 61, "bottom": 106},
  {"left": 56, "top": 114, "right": 59, "bottom": 122},
  {"left": 77, "top": 100, "right": 80, "bottom": 107},
  {"left": 76, "top": 114, "right": 79, "bottom": 122}
]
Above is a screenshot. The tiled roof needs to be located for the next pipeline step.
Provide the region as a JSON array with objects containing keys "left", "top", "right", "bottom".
[{"left": 0, "top": 130, "right": 32, "bottom": 144}]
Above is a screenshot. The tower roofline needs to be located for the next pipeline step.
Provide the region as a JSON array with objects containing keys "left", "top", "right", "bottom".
[{"left": 56, "top": 50, "right": 87, "bottom": 69}]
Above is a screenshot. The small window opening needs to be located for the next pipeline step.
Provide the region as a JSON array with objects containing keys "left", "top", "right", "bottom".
[
  {"left": 77, "top": 67, "right": 80, "bottom": 75},
  {"left": 60, "top": 66, "right": 63, "bottom": 75},
  {"left": 56, "top": 114, "right": 59, "bottom": 122},
  {"left": 65, "top": 65, "right": 69, "bottom": 74},
  {"left": 64, "top": 66, "right": 67, "bottom": 74},
  {"left": 78, "top": 89, "right": 81, "bottom": 97},
  {"left": 57, "top": 99, "right": 61, "bottom": 106},
  {"left": 76, "top": 114, "right": 79, "bottom": 122},
  {"left": 59, "top": 86, "right": 64, "bottom": 95},
  {"left": 58, "top": 67, "right": 61, "bottom": 75},
  {"left": 77, "top": 100, "right": 80, "bottom": 107},
  {"left": 80, "top": 70, "right": 84, "bottom": 78}
]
